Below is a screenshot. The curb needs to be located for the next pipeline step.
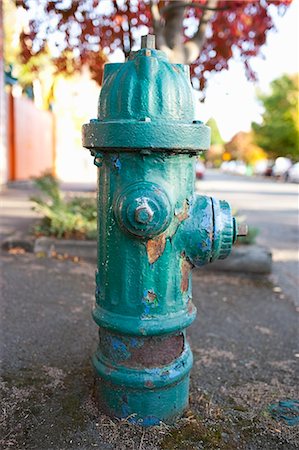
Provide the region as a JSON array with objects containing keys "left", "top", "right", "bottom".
[
  {"left": 33, "top": 236, "right": 97, "bottom": 261},
  {"left": 1, "top": 232, "right": 35, "bottom": 253},
  {"left": 3, "top": 236, "right": 272, "bottom": 274},
  {"left": 202, "top": 245, "right": 272, "bottom": 274}
]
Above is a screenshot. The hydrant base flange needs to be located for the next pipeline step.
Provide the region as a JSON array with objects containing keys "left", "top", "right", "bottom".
[
  {"left": 93, "top": 340, "right": 193, "bottom": 426},
  {"left": 95, "top": 376, "right": 190, "bottom": 427}
]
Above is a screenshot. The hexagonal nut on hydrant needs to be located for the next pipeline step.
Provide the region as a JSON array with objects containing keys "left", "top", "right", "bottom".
[
  {"left": 237, "top": 222, "right": 248, "bottom": 237},
  {"left": 135, "top": 203, "right": 154, "bottom": 224},
  {"left": 134, "top": 203, "right": 154, "bottom": 224}
]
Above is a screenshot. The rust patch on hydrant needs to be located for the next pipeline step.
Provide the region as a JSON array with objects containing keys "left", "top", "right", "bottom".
[
  {"left": 122, "top": 334, "right": 184, "bottom": 368},
  {"left": 144, "top": 290, "right": 158, "bottom": 304},
  {"left": 175, "top": 200, "right": 189, "bottom": 223},
  {"left": 146, "top": 234, "right": 166, "bottom": 264},
  {"left": 181, "top": 255, "right": 193, "bottom": 292}
]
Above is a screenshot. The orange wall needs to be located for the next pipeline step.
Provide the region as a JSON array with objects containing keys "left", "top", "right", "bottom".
[{"left": 8, "top": 94, "right": 54, "bottom": 181}]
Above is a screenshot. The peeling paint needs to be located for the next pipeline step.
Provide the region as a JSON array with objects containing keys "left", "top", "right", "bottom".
[
  {"left": 142, "top": 289, "right": 158, "bottom": 316},
  {"left": 175, "top": 199, "right": 189, "bottom": 222},
  {"left": 180, "top": 254, "right": 193, "bottom": 292},
  {"left": 187, "top": 297, "right": 194, "bottom": 314},
  {"left": 146, "top": 233, "right": 166, "bottom": 264},
  {"left": 143, "top": 289, "right": 158, "bottom": 305},
  {"left": 111, "top": 156, "right": 121, "bottom": 171},
  {"left": 144, "top": 199, "right": 190, "bottom": 264}
]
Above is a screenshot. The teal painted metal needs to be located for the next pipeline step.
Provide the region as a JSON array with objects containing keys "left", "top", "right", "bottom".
[
  {"left": 82, "top": 47, "right": 210, "bottom": 151},
  {"left": 83, "top": 35, "right": 240, "bottom": 426}
]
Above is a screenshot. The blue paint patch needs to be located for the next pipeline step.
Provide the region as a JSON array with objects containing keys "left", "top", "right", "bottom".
[
  {"left": 121, "top": 403, "right": 130, "bottom": 418},
  {"left": 268, "top": 400, "right": 299, "bottom": 426},
  {"left": 110, "top": 337, "right": 131, "bottom": 361},
  {"left": 142, "top": 289, "right": 159, "bottom": 316},
  {"left": 126, "top": 414, "right": 160, "bottom": 426},
  {"left": 127, "top": 413, "right": 161, "bottom": 426},
  {"left": 160, "top": 370, "right": 170, "bottom": 380},
  {"left": 150, "top": 368, "right": 161, "bottom": 376},
  {"left": 141, "top": 416, "right": 161, "bottom": 426},
  {"left": 112, "top": 156, "right": 121, "bottom": 171},
  {"left": 130, "top": 338, "right": 139, "bottom": 348},
  {"left": 111, "top": 337, "right": 127, "bottom": 352}
]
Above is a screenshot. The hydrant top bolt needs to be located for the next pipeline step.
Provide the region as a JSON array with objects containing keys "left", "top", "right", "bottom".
[
  {"left": 237, "top": 222, "right": 248, "bottom": 237},
  {"left": 141, "top": 34, "right": 156, "bottom": 49},
  {"left": 135, "top": 204, "right": 154, "bottom": 224}
]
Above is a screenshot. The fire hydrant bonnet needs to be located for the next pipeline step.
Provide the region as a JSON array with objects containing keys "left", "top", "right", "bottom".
[{"left": 82, "top": 48, "right": 210, "bottom": 151}]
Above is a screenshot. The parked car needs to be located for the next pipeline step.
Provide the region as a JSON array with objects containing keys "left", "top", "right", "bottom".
[
  {"left": 272, "top": 157, "right": 292, "bottom": 179},
  {"left": 254, "top": 159, "right": 274, "bottom": 177},
  {"left": 234, "top": 161, "right": 247, "bottom": 175},
  {"left": 195, "top": 160, "right": 206, "bottom": 179},
  {"left": 287, "top": 162, "right": 299, "bottom": 183},
  {"left": 220, "top": 160, "right": 246, "bottom": 175},
  {"left": 220, "top": 161, "right": 230, "bottom": 172}
]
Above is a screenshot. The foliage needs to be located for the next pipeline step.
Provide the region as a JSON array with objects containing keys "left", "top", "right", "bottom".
[
  {"left": 225, "top": 131, "right": 266, "bottom": 164},
  {"left": 252, "top": 74, "right": 299, "bottom": 160},
  {"left": 15, "top": 0, "right": 291, "bottom": 91},
  {"left": 4, "top": 0, "right": 57, "bottom": 108},
  {"left": 31, "top": 174, "right": 97, "bottom": 240},
  {"left": 207, "top": 117, "right": 224, "bottom": 146}
]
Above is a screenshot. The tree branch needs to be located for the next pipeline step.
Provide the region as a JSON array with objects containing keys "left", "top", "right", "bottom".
[
  {"left": 149, "top": 0, "right": 221, "bottom": 65},
  {"left": 113, "top": 0, "right": 125, "bottom": 55},
  {"left": 163, "top": 0, "right": 187, "bottom": 50},
  {"left": 184, "top": 0, "right": 219, "bottom": 63},
  {"left": 150, "top": 0, "right": 161, "bottom": 24},
  {"left": 126, "top": 0, "right": 132, "bottom": 56},
  {"left": 149, "top": 0, "right": 167, "bottom": 49},
  {"left": 161, "top": 1, "right": 229, "bottom": 15}
]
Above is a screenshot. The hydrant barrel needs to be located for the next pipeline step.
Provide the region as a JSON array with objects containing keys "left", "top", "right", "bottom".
[{"left": 82, "top": 35, "right": 240, "bottom": 426}]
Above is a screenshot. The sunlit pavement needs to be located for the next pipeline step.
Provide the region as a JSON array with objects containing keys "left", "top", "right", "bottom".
[{"left": 196, "top": 169, "right": 299, "bottom": 307}]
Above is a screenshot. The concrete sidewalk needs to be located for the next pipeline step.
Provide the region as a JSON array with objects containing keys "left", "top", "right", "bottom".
[
  {"left": 1, "top": 249, "right": 298, "bottom": 449},
  {"left": 0, "top": 184, "right": 39, "bottom": 242},
  {"left": 0, "top": 182, "right": 96, "bottom": 243}
]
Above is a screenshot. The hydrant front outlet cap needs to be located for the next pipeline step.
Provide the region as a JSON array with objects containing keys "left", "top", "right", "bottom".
[
  {"left": 114, "top": 182, "right": 173, "bottom": 238},
  {"left": 83, "top": 34, "right": 243, "bottom": 426}
]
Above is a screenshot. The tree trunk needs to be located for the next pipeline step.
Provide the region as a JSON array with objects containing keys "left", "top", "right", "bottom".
[{"left": 151, "top": 0, "right": 219, "bottom": 64}]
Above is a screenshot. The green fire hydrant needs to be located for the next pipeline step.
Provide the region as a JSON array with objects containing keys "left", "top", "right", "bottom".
[{"left": 82, "top": 35, "right": 246, "bottom": 426}]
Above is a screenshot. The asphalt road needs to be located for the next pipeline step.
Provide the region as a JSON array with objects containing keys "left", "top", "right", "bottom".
[{"left": 196, "top": 170, "right": 299, "bottom": 307}]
